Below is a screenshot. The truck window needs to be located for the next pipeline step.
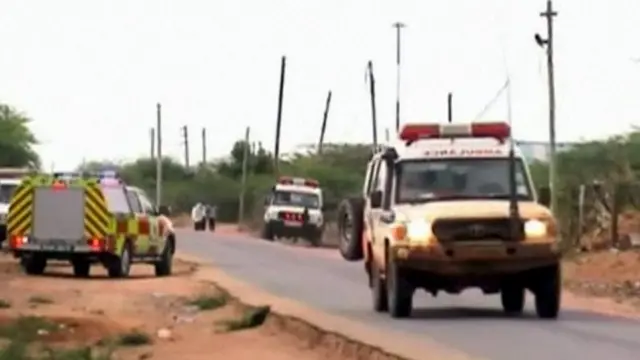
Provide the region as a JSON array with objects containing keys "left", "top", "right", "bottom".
[
  {"left": 138, "top": 193, "right": 155, "bottom": 214},
  {"left": 0, "top": 183, "right": 18, "bottom": 203},
  {"left": 125, "top": 190, "right": 143, "bottom": 213}
]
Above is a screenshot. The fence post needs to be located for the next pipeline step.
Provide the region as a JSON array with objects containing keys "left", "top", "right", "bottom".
[{"left": 611, "top": 183, "right": 620, "bottom": 248}]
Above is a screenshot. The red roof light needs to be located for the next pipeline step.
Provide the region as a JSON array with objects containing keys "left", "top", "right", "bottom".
[
  {"left": 399, "top": 122, "right": 511, "bottom": 144},
  {"left": 277, "top": 176, "right": 319, "bottom": 188}
]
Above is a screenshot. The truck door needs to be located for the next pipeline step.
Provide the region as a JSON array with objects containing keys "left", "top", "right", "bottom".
[{"left": 134, "top": 192, "right": 161, "bottom": 255}]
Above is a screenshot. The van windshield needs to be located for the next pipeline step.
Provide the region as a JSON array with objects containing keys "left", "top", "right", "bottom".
[
  {"left": 272, "top": 190, "right": 320, "bottom": 209},
  {"left": 395, "top": 158, "right": 533, "bottom": 204}
]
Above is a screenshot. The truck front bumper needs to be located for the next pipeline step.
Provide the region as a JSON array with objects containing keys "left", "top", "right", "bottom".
[{"left": 391, "top": 241, "right": 560, "bottom": 275}]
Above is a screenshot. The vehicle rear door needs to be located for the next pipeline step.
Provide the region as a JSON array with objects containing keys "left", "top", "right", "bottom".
[{"left": 30, "top": 179, "right": 88, "bottom": 251}]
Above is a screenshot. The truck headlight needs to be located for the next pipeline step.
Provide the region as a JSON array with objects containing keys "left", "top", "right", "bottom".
[
  {"left": 407, "top": 220, "right": 432, "bottom": 243},
  {"left": 524, "top": 219, "right": 547, "bottom": 238}
]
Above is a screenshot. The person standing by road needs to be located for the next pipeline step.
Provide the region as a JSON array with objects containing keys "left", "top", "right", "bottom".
[
  {"left": 206, "top": 204, "right": 217, "bottom": 232},
  {"left": 191, "top": 202, "right": 207, "bottom": 231}
]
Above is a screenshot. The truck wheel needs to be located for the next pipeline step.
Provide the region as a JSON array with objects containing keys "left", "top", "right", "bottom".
[
  {"left": 371, "top": 260, "right": 388, "bottom": 312},
  {"left": 261, "top": 223, "right": 274, "bottom": 241},
  {"left": 386, "top": 257, "right": 414, "bottom": 318},
  {"left": 501, "top": 285, "right": 525, "bottom": 315},
  {"left": 22, "top": 255, "right": 47, "bottom": 275},
  {"left": 534, "top": 264, "right": 561, "bottom": 319},
  {"left": 155, "top": 238, "right": 174, "bottom": 277},
  {"left": 72, "top": 259, "right": 91, "bottom": 278},
  {"left": 108, "top": 243, "right": 132, "bottom": 278},
  {"left": 337, "top": 197, "right": 365, "bottom": 261}
]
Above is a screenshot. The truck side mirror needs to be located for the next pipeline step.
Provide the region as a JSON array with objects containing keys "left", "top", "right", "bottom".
[
  {"left": 538, "top": 187, "right": 551, "bottom": 207},
  {"left": 370, "top": 190, "right": 382, "bottom": 208}
]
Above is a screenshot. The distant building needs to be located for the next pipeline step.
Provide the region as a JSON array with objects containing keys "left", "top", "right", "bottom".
[{"left": 516, "top": 141, "right": 575, "bottom": 162}]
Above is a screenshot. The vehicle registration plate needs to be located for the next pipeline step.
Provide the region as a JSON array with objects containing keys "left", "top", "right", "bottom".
[
  {"left": 40, "top": 241, "right": 73, "bottom": 252},
  {"left": 284, "top": 221, "right": 302, "bottom": 227}
]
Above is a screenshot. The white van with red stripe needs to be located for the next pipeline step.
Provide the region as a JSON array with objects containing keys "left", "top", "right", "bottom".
[{"left": 261, "top": 176, "right": 324, "bottom": 246}]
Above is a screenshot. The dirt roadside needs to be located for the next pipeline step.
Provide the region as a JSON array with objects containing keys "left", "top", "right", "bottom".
[{"left": 0, "top": 253, "right": 416, "bottom": 360}]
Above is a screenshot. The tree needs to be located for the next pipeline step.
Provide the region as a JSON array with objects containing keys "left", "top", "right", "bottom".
[{"left": 0, "top": 103, "right": 40, "bottom": 169}]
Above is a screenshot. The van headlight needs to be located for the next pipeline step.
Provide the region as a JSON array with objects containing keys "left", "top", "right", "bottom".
[
  {"left": 264, "top": 210, "right": 278, "bottom": 221},
  {"left": 407, "top": 220, "right": 432, "bottom": 242},
  {"left": 310, "top": 213, "right": 323, "bottom": 225},
  {"left": 524, "top": 219, "right": 547, "bottom": 237}
]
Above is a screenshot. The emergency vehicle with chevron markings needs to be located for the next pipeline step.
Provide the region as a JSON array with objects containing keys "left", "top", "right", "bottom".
[{"left": 5, "top": 171, "right": 176, "bottom": 278}]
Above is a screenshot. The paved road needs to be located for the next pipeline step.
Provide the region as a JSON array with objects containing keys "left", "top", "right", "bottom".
[{"left": 178, "top": 229, "right": 640, "bottom": 360}]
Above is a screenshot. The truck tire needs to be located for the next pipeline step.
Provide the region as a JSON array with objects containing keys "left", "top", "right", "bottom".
[
  {"left": 534, "top": 263, "right": 561, "bottom": 319},
  {"left": 72, "top": 259, "right": 91, "bottom": 278},
  {"left": 337, "top": 197, "right": 365, "bottom": 261},
  {"left": 501, "top": 285, "right": 525, "bottom": 315},
  {"left": 386, "top": 256, "right": 414, "bottom": 318},
  {"left": 22, "top": 255, "right": 47, "bottom": 276},
  {"left": 108, "top": 243, "right": 132, "bottom": 278},
  {"left": 371, "top": 259, "right": 388, "bottom": 312},
  {"left": 155, "top": 237, "right": 174, "bottom": 277}
]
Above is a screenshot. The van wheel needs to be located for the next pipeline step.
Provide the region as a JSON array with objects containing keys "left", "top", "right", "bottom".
[
  {"left": 72, "top": 259, "right": 91, "bottom": 278},
  {"left": 108, "top": 243, "right": 132, "bottom": 278},
  {"left": 155, "top": 238, "right": 174, "bottom": 277},
  {"left": 261, "top": 224, "right": 274, "bottom": 241},
  {"left": 22, "top": 255, "right": 47, "bottom": 275}
]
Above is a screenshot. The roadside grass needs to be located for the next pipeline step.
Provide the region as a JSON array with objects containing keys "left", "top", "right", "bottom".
[
  {"left": 0, "top": 317, "right": 151, "bottom": 360},
  {"left": 186, "top": 293, "right": 228, "bottom": 311},
  {"left": 215, "top": 305, "right": 271, "bottom": 332},
  {"left": 28, "top": 296, "right": 54, "bottom": 305}
]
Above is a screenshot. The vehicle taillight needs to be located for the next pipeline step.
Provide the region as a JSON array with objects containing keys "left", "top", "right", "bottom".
[{"left": 87, "top": 237, "right": 103, "bottom": 251}]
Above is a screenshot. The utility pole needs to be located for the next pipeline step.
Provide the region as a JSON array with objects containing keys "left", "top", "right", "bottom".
[
  {"left": 385, "top": 128, "right": 390, "bottom": 142},
  {"left": 238, "top": 127, "right": 251, "bottom": 224},
  {"left": 392, "top": 22, "right": 406, "bottom": 133},
  {"left": 150, "top": 128, "right": 155, "bottom": 160},
  {"left": 201, "top": 127, "right": 207, "bottom": 166},
  {"left": 447, "top": 92, "right": 453, "bottom": 123},
  {"left": 274, "top": 56, "right": 286, "bottom": 176},
  {"left": 155, "top": 103, "right": 163, "bottom": 206},
  {"left": 317, "top": 90, "right": 332, "bottom": 155},
  {"left": 535, "top": 0, "right": 558, "bottom": 216},
  {"left": 366, "top": 61, "right": 378, "bottom": 151},
  {"left": 181, "top": 125, "right": 190, "bottom": 168}
]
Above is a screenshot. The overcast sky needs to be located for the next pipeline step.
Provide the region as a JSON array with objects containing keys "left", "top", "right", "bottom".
[{"left": 0, "top": 0, "right": 638, "bottom": 170}]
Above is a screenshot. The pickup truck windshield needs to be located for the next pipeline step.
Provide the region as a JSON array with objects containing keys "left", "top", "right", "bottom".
[{"left": 396, "top": 158, "right": 533, "bottom": 204}]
